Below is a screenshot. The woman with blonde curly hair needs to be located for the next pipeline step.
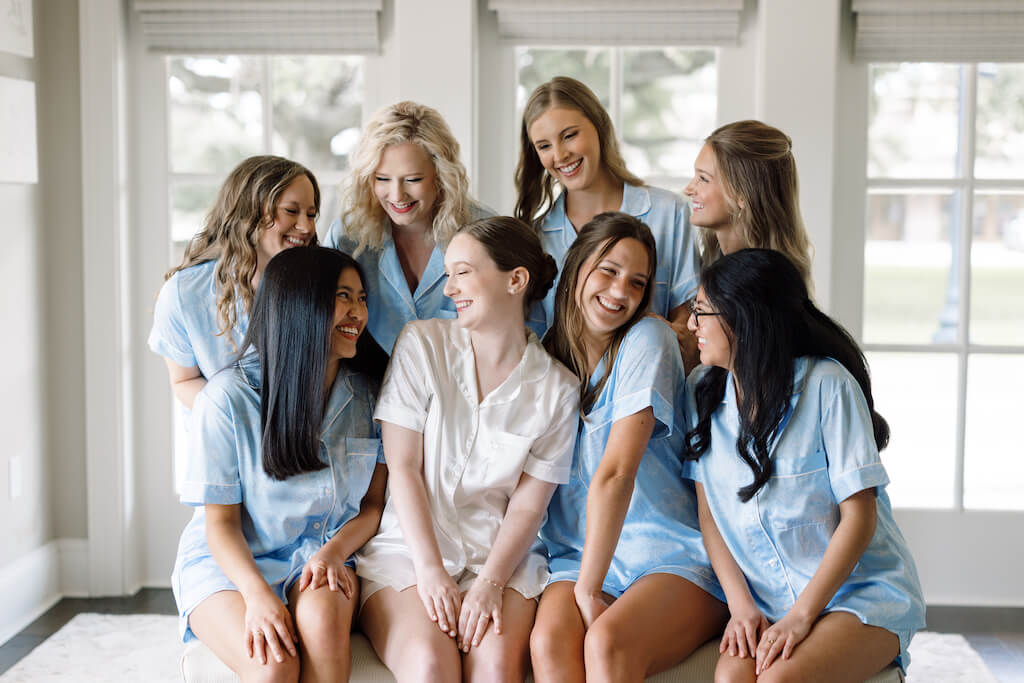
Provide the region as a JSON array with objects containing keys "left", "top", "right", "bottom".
[
  {"left": 325, "top": 101, "right": 493, "bottom": 354},
  {"left": 683, "top": 120, "right": 815, "bottom": 291},
  {"left": 149, "top": 155, "right": 320, "bottom": 409}
]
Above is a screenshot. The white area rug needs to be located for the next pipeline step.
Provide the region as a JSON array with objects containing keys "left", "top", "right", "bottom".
[{"left": 0, "top": 614, "right": 1000, "bottom": 682}]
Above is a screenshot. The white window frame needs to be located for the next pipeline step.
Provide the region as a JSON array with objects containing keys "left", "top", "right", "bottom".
[
  {"left": 166, "top": 55, "right": 362, "bottom": 248},
  {"left": 864, "top": 63, "right": 1024, "bottom": 512},
  {"left": 513, "top": 45, "right": 718, "bottom": 192}
]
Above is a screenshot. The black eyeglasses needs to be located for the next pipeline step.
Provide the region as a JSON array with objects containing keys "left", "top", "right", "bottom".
[{"left": 688, "top": 300, "right": 722, "bottom": 324}]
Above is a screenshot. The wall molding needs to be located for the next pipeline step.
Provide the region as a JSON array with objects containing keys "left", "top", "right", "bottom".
[{"left": 0, "top": 539, "right": 90, "bottom": 646}]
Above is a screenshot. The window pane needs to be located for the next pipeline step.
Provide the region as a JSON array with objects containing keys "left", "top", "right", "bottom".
[
  {"left": 271, "top": 56, "right": 364, "bottom": 173},
  {"left": 964, "top": 354, "right": 1024, "bottom": 510},
  {"left": 975, "top": 64, "right": 1024, "bottom": 179},
  {"left": 620, "top": 48, "right": 716, "bottom": 180},
  {"left": 868, "top": 352, "right": 957, "bottom": 508},
  {"left": 863, "top": 191, "right": 961, "bottom": 344},
  {"left": 516, "top": 48, "right": 611, "bottom": 112},
  {"left": 168, "top": 56, "right": 264, "bottom": 175},
  {"left": 971, "top": 192, "right": 1024, "bottom": 345},
  {"left": 171, "top": 182, "right": 219, "bottom": 244},
  {"left": 868, "top": 64, "right": 962, "bottom": 178}
]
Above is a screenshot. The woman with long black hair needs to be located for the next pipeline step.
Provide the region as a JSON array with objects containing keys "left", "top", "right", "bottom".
[
  {"left": 171, "top": 246, "right": 388, "bottom": 683},
  {"left": 684, "top": 248, "right": 925, "bottom": 682}
]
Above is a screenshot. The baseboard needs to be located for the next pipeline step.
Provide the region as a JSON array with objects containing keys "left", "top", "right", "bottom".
[
  {"left": 0, "top": 542, "right": 62, "bottom": 646},
  {"left": 57, "top": 538, "right": 90, "bottom": 598}
]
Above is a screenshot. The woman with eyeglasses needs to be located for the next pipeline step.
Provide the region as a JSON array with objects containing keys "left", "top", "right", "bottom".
[{"left": 684, "top": 248, "right": 924, "bottom": 682}]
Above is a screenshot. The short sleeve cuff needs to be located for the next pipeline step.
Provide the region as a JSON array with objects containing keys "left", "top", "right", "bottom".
[
  {"left": 523, "top": 455, "right": 571, "bottom": 484},
  {"left": 669, "top": 274, "right": 698, "bottom": 310},
  {"left": 179, "top": 480, "right": 242, "bottom": 506},
  {"left": 148, "top": 335, "right": 198, "bottom": 369},
  {"left": 374, "top": 401, "right": 427, "bottom": 434},
  {"left": 610, "top": 387, "right": 675, "bottom": 436},
  {"left": 830, "top": 462, "right": 890, "bottom": 502},
  {"left": 681, "top": 457, "right": 701, "bottom": 483}
]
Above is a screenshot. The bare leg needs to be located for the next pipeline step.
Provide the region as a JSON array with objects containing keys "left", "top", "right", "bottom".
[
  {"left": 462, "top": 588, "right": 536, "bottom": 683},
  {"left": 287, "top": 567, "right": 358, "bottom": 683},
  {"left": 583, "top": 573, "right": 729, "bottom": 683},
  {"left": 189, "top": 590, "right": 300, "bottom": 683},
  {"left": 529, "top": 581, "right": 586, "bottom": 683},
  {"left": 359, "top": 586, "right": 461, "bottom": 683},
  {"left": 756, "top": 611, "right": 899, "bottom": 683}
]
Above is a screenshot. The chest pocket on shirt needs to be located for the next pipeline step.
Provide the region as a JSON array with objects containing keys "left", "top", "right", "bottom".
[
  {"left": 652, "top": 266, "right": 672, "bottom": 317},
  {"left": 764, "top": 449, "right": 837, "bottom": 531},
  {"left": 484, "top": 431, "right": 534, "bottom": 492},
  {"left": 340, "top": 437, "right": 380, "bottom": 504}
]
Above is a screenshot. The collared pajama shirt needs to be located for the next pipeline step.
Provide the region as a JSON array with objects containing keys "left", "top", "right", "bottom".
[
  {"left": 324, "top": 201, "right": 495, "bottom": 354},
  {"left": 685, "top": 357, "right": 926, "bottom": 672},
  {"left": 541, "top": 318, "right": 722, "bottom": 600},
  {"left": 355, "top": 318, "right": 580, "bottom": 598},
  {"left": 171, "top": 354, "right": 383, "bottom": 642},
  {"left": 527, "top": 183, "right": 701, "bottom": 337},
  {"left": 149, "top": 259, "right": 248, "bottom": 380}
]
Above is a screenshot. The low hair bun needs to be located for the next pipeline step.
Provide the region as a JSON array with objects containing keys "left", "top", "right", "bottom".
[{"left": 529, "top": 253, "right": 558, "bottom": 304}]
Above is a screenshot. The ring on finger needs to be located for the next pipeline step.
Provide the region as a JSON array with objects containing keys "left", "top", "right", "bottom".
[
  {"left": 253, "top": 629, "right": 264, "bottom": 638},
  {"left": 766, "top": 637, "right": 775, "bottom": 645}
]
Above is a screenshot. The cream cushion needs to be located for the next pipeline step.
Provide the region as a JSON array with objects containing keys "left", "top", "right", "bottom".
[{"left": 180, "top": 633, "right": 904, "bottom": 682}]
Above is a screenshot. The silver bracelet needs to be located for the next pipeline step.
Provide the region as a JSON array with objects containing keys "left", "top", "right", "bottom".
[{"left": 479, "top": 576, "right": 505, "bottom": 591}]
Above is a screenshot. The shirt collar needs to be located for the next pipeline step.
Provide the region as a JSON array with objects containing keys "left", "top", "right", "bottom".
[
  {"left": 236, "top": 352, "right": 355, "bottom": 438},
  {"left": 449, "top": 324, "right": 546, "bottom": 406},
  {"left": 540, "top": 182, "right": 649, "bottom": 235},
  {"left": 378, "top": 234, "right": 447, "bottom": 300},
  {"left": 721, "top": 356, "right": 811, "bottom": 406}
]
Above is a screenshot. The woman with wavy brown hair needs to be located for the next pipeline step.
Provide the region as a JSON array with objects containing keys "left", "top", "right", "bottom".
[{"left": 149, "top": 155, "right": 320, "bottom": 409}]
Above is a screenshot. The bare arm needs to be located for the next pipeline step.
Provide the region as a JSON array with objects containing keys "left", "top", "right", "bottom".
[
  {"left": 757, "top": 488, "right": 878, "bottom": 672},
  {"left": 381, "top": 421, "right": 461, "bottom": 636},
  {"left": 204, "top": 503, "right": 297, "bottom": 664},
  {"left": 573, "top": 406, "right": 654, "bottom": 628},
  {"left": 297, "top": 463, "right": 389, "bottom": 596},
  {"left": 164, "top": 358, "right": 206, "bottom": 410},
  {"left": 696, "top": 481, "right": 767, "bottom": 658},
  {"left": 668, "top": 302, "right": 700, "bottom": 375},
  {"left": 458, "top": 473, "right": 558, "bottom": 650}
]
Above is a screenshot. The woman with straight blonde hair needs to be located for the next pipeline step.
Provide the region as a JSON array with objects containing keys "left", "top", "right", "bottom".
[
  {"left": 325, "top": 101, "right": 493, "bottom": 354},
  {"left": 149, "top": 155, "right": 320, "bottom": 409},
  {"left": 516, "top": 77, "right": 701, "bottom": 367},
  {"left": 683, "top": 119, "right": 814, "bottom": 290}
]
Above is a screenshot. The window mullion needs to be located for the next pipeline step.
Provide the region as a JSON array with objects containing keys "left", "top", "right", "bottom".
[
  {"left": 263, "top": 57, "right": 274, "bottom": 153},
  {"left": 953, "top": 64, "right": 979, "bottom": 511},
  {"left": 609, "top": 48, "right": 622, "bottom": 133}
]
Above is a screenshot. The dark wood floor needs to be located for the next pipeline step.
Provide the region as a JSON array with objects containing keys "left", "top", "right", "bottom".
[{"left": 1, "top": 590, "right": 1021, "bottom": 680}]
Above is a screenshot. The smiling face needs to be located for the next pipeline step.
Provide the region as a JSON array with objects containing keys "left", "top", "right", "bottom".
[
  {"left": 575, "top": 237, "right": 651, "bottom": 347},
  {"left": 683, "top": 144, "right": 736, "bottom": 234},
  {"left": 330, "top": 267, "right": 368, "bottom": 361},
  {"left": 528, "top": 106, "right": 606, "bottom": 193},
  {"left": 257, "top": 174, "right": 317, "bottom": 266},
  {"left": 373, "top": 141, "right": 439, "bottom": 234},
  {"left": 443, "top": 232, "right": 521, "bottom": 331},
  {"left": 686, "top": 286, "right": 733, "bottom": 370}
]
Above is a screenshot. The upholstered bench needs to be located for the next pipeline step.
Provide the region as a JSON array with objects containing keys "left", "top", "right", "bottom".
[{"left": 180, "top": 633, "right": 904, "bottom": 682}]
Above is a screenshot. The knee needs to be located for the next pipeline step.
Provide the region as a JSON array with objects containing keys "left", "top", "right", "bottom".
[
  {"left": 242, "top": 656, "right": 300, "bottom": 683},
  {"left": 756, "top": 667, "right": 800, "bottom": 683},
  {"left": 468, "top": 652, "right": 526, "bottom": 683},
  {"left": 396, "top": 640, "right": 459, "bottom": 681},
  {"left": 530, "top": 615, "right": 577, "bottom": 665},
  {"left": 295, "top": 599, "right": 354, "bottom": 656},
  {"left": 583, "top": 620, "right": 629, "bottom": 671}
]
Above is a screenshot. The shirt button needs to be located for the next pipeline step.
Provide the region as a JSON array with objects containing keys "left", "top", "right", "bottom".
[
  {"left": 768, "top": 558, "right": 778, "bottom": 568},
  {"left": 313, "top": 522, "right": 321, "bottom": 529}
]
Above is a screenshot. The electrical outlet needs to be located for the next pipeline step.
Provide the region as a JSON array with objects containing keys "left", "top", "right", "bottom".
[{"left": 9, "top": 455, "right": 22, "bottom": 500}]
